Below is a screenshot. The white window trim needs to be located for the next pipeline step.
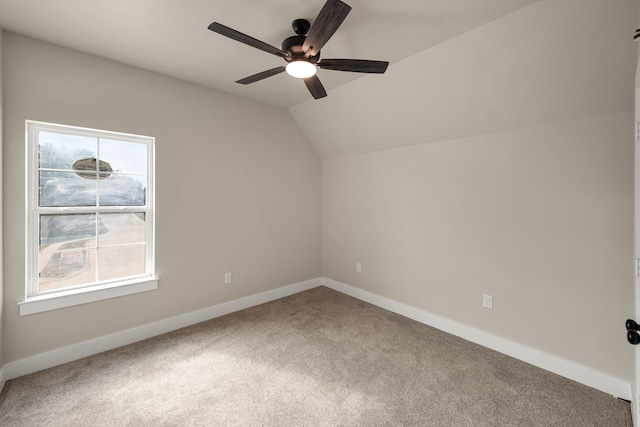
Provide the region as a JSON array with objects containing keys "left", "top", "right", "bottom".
[
  {"left": 19, "top": 277, "right": 158, "bottom": 316},
  {"left": 22, "top": 120, "right": 158, "bottom": 315}
]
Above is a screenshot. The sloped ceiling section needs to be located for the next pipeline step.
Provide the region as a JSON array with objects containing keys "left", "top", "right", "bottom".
[
  {"left": 291, "top": 0, "right": 638, "bottom": 159},
  {"left": 0, "top": 0, "right": 538, "bottom": 108}
]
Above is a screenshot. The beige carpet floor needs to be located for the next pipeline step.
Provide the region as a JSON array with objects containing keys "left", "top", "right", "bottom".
[{"left": 0, "top": 286, "right": 632, "bottom": 426}]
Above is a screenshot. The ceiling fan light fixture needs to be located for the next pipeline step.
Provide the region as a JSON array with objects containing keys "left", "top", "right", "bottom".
[{"left": 285, "top": 60, "right": 317, "bottom": 78}]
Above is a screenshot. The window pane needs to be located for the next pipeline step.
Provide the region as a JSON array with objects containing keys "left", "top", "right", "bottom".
[
  {"left": 39, "top": 213, "right": 104, "bottom": 250},
  {"left": 29, "top": 121, "right": 154, "bottom": 301},
  {"left": 39, "top": 248, "right": 97, "bottom": 292},
  {"left": 99, "top": 175, "right": 146, "bottom": 206},
  {"left": 98, "top": 213, "right": 146, "bottom": 246},
  {"left": 100, "top": 139, "right": 147, "bottom": 174},
  {"left": 39, "top": 131, "right": 97, "bottom": 170},
  {"left": 39, "top": 171, "right": 97, "bottom": 207},
  {"left": 98, "top": 245, "right": 146, "bottom": 281}
]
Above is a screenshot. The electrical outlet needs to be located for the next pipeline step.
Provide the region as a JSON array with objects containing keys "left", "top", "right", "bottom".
[
  {"left": 224, "top": 272, "right": 232, "bottom": 284},
  {"left": 356, "top": 263, "right": 362, "bottom": 273},
  {"left": 483, "top": 294, "right": 493, "bottom": 309}
]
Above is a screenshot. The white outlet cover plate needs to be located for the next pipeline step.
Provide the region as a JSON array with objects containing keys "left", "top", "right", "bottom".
[{"left": 483, "top": 294, "right": 493, "bottom": 309}]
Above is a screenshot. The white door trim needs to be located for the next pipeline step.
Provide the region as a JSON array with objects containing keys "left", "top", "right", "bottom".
[{"left": 632, "top": 49, "right": 640, "bottom": 426}]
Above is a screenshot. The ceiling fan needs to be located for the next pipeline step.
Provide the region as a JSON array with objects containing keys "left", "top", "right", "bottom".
[{"left": 208, "top": 0, "right": 389, "bottom": 100}]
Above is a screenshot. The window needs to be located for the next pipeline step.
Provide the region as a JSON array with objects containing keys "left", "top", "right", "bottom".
[{"left": 21, "top": 121, "right": 157, "bottom": 315}]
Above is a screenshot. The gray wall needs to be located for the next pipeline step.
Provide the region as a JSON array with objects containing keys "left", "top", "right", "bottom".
[
  {"left": 322, "top": 113, "right": 633, "bottom": 380},
  {"left": 2, "top": 32, "right": 322, "bottom": 363}
]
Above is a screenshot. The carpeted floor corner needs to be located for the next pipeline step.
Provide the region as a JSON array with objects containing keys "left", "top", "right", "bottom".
[{"left": 0, "top": 286, "right": 632, "bottom": 426}]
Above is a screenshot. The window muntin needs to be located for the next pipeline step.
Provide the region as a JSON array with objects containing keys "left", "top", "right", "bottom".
[{"left": 27, "top": 121, "right": 154, "bottom": 298}]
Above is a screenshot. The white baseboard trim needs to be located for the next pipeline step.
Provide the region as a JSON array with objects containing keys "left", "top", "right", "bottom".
[
  {"left": 2, "top": 278, "right": 322, "bottom": 381},
  {"left": 322, "top": 277, "right": 632, "bottom": 400},
  {"left": 2, "top": 276, "right": 631, "bottom": 402}
]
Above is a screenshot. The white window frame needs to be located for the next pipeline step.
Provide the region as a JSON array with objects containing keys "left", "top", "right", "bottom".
[{"left": 20, "top": 120, "right": 158, "bottom": 316}]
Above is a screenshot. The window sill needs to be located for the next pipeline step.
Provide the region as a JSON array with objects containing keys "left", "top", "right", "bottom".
[{"left": 19, "top": 277, "right": 159, "bottom": 316}]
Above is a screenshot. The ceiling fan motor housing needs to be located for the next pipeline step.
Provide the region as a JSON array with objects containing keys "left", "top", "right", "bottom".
[
  {"left": 281, "top": 35, "right": 306, "bottom": 54},
  {"left": 282, "top": 19, "right": 321, "bottom": 62},
  {"left": 282, "top": 35, "right": 320, "bottom": 62}
]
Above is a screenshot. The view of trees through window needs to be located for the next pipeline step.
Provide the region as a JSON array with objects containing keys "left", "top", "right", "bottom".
[{"left": 34, "top": 128, "right": 151, "bottom": 293}]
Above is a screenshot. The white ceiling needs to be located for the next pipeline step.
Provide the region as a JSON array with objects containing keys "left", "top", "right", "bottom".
[{"left": 0, "top": 0, "right": 540, "bottom": 109}]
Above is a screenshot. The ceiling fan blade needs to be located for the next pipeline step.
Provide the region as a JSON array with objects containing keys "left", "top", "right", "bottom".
[
  {"left": 236, "top": 66, "right": 287, "bottom": 85},
  {"left": 303, "top": 75, "right": 328, "bottom": 99},
  {"left": 318, "top": 59, "right": 389, "bottom": 74},
  {"left": 302, "top": 0, "right": 351, "bottom": 57},
  {"left": 208, "top": 22, "right": 290, "bottom": 58}
]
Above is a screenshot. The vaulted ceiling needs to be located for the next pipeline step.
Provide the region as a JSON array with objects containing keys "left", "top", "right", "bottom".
[
  {"left": 0, "top": 0, "right": 636, "bottom": 158},
  {"left": 291, "top": 0, "right": 638, "bottom": 157},
  {"left": 0, "top": 0, "right": 538, "bottom": 108}
]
